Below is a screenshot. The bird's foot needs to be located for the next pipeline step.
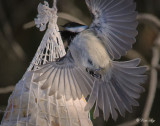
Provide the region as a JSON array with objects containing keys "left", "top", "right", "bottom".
[{"left": 86, "top": 68, "right": 101, "bottom": 79}]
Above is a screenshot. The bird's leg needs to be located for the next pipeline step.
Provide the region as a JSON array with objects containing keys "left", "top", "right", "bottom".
[
  {"left": 86, "top": 68, "right": 102, "bottom": 79},
  {"left": 93, "top": 68, "right": 102, "bottom": 79}
]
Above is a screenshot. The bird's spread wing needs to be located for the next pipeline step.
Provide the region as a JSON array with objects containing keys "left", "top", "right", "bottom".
[
  {"left": 85, "top": 59, "right": 147, "bottom": 121},
  {"left": 85, "top": 0, "right": 138, "bottom": 59},
  {"left": 34, "top": 53, "right": 94, "bottom": 100}
]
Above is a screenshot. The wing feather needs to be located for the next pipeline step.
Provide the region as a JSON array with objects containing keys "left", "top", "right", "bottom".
[
  {"left": 85, "top": 81, "right": 98, "bottom": 111},
  {"left": 34, "top": 66, "right": 53, "bottom": 81},
  {"left": 73, "top": 69, "right": 89, "bottom": 98},
  {"left": 108, "top": 82, "right": 125, "bottom": 117},
  {"left": 49, "top": 68, "right": 61, "bottom": 95},
  {"left": 85, "top": 0, "right": 138, "bottom": 59},
  {"left": 34, "top": 54, "right": 94, "bottom": 100},
  {"left": 67, "top": 67, "right": 77, "bottom": 100},
  {"left": 85, "top": 59, "right": 147, "bottom": 121},
  {"left": 64, "top": 68, "right": 72, "bottom": 100},
  {"left": 102, "top": 85, "right": 109, "bottom": 121},
  {"left": 58, "top": 68, "right": 65, "bottom": 95},
  {"left": 70, "top": 69, "right": 83, "bottom": 99},
  {"left": 41, "top": 68, "right": 56, "bottom": 89}
]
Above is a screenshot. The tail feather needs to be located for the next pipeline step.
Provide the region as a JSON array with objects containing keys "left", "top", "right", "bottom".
[
  {"left": 85, "top": 81, "right": 99, "bottom": 110},
  {"left": 108, "top": 82, "right": 126, "bottom": 117},
  {"left": 112, "top": 58, "right": 141, "bottom": 67},
  {"left": 114, "top": 65, "right": 146, "bottom": 74},
  {"left": 85, "top": 59, "right": 147, "bottom": 121}
]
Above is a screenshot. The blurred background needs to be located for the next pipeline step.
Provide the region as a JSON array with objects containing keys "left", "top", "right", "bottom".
[{"left": 0, "top": 0, "right": 160, "bottom": 126}]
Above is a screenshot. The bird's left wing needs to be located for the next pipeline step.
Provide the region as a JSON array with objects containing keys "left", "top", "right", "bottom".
[
  {"left": 34, "top": 53, "right": 94, "bottom": 100},
  {"left": 85, "top": 0, "right": 138, "bottom": 60}
]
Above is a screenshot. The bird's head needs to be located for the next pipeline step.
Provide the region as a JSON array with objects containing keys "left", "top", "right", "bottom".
[
  {"left": 61, "top": 22, "right": 88, "bottom": 33},
  {"left": 59, "top": 22, "right": 88, "bottom": 50}
]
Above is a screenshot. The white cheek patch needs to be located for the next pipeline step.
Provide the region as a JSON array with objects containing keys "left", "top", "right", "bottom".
[{"left": 65, "top": 26, "right": 88, "bottom": 33}]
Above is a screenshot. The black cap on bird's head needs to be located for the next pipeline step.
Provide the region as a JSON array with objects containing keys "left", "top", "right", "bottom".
[
  {"left": 61, "top": 22, "right": 88, "bottom": 33},
  {"left": 59, "top": 22, "right": 88, "bottom": 49}
]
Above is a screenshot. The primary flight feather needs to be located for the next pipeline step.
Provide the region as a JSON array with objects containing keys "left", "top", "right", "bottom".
[{"left": 34, "top": 0, "right": 147, "bottom": 121}]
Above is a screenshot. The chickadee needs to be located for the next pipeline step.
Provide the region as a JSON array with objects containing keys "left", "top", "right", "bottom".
[{"left": 34, "top": 0, "right": 147, "bottom": 121}]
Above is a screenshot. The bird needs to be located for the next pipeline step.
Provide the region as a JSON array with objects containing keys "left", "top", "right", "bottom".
[{"left": 34, "top": 0, "right": 147, "bottom": 121}]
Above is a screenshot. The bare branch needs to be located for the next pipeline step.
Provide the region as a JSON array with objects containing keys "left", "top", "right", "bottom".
[
  {"left": 23, "top": 12, "right": 87, "bottom": 30},
  {"left": 23, "top": 21, "right": 35, "bottom": 29},
  {"left": 0, "top": 86, "right": 14, "bottom": 94},
  {"left": 125, "top": 49, "right": 150, "bottom": 67},
  {"left": 58, "top": 12, "right": 87, "bottom": 25},
  {"left": 137, "top": 14, "right": 160, "bottom": 31},
  {"left": 142, "top": 47, "right": 159, "bottom": 126}
]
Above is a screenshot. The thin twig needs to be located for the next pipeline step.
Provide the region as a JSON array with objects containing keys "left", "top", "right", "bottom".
[
  {"left": 23, "top": 12, "right": 87, "bottom": 29},
  {"left": 0, "top": 86, "right": 14, "bottom": 94},
  {"left": 23, "top": 21, "right": 35, "bottom": 29},
  {"left": 137, "top": 14, "right": 160, "bottom": 31},
  {"left": 126, "top": 49, "right": 150, "bottom": 66},
  {"left": 58, "top": 12, "right": 87, "bottom": 25},
  {"left": 142, "top": 44, "right": 160, "bottom": 126}
]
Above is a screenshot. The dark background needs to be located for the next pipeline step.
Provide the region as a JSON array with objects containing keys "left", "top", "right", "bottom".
[{"left": 0, "top": 0, "right": 160, "bottom": 126}]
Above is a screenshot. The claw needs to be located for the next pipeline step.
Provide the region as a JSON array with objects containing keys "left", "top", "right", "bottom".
[
  {"left": 86, "top": 68, "right": 101, "bottom": 79},
  {"left": 93, "top": 73, "right": 101, "bottom": 79}
]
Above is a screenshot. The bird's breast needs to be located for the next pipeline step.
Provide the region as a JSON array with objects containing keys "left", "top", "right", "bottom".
[{"left": 70, "top": 30, "right": 111, "bottom": 69}]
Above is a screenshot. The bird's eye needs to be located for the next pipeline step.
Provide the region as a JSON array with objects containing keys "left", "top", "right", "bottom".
[{"left": 88, "top": 59, "right": 93, "bottom": 65}]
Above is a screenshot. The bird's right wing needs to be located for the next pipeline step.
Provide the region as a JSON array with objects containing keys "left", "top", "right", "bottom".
[
  {"left": 34, "top": 53, "right": 94, "bottom": 100},
  {"left": 85, "top": 59, "right": 147, "bottom": 121},
  {"left": 85, "top": 0, "right": 138, "bottom": 60}
]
